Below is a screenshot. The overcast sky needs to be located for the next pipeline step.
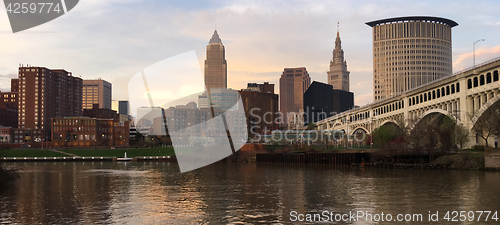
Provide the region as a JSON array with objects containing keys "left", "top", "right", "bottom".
[{"left": 1, "top": 0, "right": 500, "bottom": 106}]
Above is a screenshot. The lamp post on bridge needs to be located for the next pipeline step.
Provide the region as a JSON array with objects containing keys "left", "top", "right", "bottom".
[{"left": 473, "top": 39, "right": 485, "bottom": 70}]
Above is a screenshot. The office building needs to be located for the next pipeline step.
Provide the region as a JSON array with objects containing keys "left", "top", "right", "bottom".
[
  {"left": 0, "top": 88, "right": 18, "bottom": 128},
  {"left": 83, "top": 104, "right": 118, "bottom": 120},
  {"left": 366, "top": 16, "right": 457, "bottom": 101},
  {"left": 159, "top": 102, "right": 246, "bottom": 145},
  {"left": 112, "top": 100, "right": 130, "bottom": 115},
  {"left": 332, "top": 89, "right": 354, "bottom": 114},
  {"left": 0, "top": 105, "right": 17, "bottom": 128},
  {"left": 303, "top": 81, "right": 354, "bottom": 124},
  {"left": 279, "top": 67, "right": 311, "bottom": 128},
  {"left": 204, "top": 30, "right": 227, "bottom": 91},
  {"left": 83, "top": 79, "right": 112, "bottom": 109},
  {"left": 247, "top": 82, "right": 275, "bottom": 94},
  {"left": 199, "top": 30, "right": 229, "bottom": 108},
  {"left": 136, "top": 107, "right": 164, "bottom": 135},
  {"left": 240, "top": 83, "right": 279, "bottom": 135},
  {"left": 17, "top": 66, "right": 82, "bottom": 141},
  {"left": 211, "top": 88, "right": 239, "bottom": 110},
  {"left": 327, "top": 30, "right": 350, "bottom": 91},
  {"left": 303, "top": 82, "right": 334, "bottom": 124},
  {"left": 0, "top": 126, "right": 10, "bottom": 143}
]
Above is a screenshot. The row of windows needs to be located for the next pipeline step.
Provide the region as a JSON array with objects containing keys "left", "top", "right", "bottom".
[
  {"left": 467, "top": 70, "right": 499, "bottom": 89},
  {"left": 350, "top": 111, "right": 371, "bottom": 122},
  {"left": 375, "top": 38, "right": 449, "bottom": 45},
  {"left": 374, "top": 22, "right": 451, "bottom": 41},
  {"left": 376, "top": 44, "right": 449, "bottom": 50},
  {"left": 375, "top": 100, "right": 405, "bottom": 116},
  {"left": 409, "top": 83, "right": 460, "bottom": 106}
]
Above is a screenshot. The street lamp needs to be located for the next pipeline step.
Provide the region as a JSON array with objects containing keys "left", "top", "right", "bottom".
[{"left": 473, "top": 39, "right": 485, "bottom": 70}]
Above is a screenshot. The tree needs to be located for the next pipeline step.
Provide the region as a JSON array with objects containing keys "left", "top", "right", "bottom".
[
  {"left": 455, "top": 123, "right": 470, "bottom": 149},
  {"left": 306, "top": 122, "right": 317, "bottom": 130},
  {"left": 437, "top": 116, "right": 455, "bottom": 153},
  {"left": 372, "top": 123, "right": 402, "bottom": 147},
  {"left": 469, "top": 108, "right": 500, "bottom": 147}
]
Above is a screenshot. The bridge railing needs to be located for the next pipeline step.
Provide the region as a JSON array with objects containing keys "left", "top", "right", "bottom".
[{"left": 454, "top": 55, "right": 500, "bottom": 75}]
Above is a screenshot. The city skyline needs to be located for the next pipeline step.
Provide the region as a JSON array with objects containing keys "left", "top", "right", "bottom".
[{"left": 1, "top": 1, "right": 500, "bottom": 106}]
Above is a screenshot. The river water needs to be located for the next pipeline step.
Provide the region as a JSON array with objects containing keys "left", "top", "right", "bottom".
[{"left": 1, "top": 162, "right": 500, "bottom": 224}]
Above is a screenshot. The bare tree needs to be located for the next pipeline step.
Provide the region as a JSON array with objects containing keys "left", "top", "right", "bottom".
[
  {"left": 455, "top": 123, "right": 470, "bottom": 150},
  {"left": 469, "top": 108, "right": 500, "bottom": 147}
]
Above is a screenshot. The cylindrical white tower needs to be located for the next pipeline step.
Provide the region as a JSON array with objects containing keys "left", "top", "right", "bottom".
[{"left": 367, "top": 16, "right": 458, "bottom": 102}]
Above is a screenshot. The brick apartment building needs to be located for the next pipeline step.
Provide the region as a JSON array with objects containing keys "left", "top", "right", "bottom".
[
  {"left": 0, "top": 79, "right": 19, "bottom": 128},
  {"left": 17, "top": 66, "right": 82, "bottom": 142},
  {"left": 51, "top": 117, "right": 129, "bottom": 148},
  {"left": 239, "top": 82, "right": 279, "bottom": 135}
]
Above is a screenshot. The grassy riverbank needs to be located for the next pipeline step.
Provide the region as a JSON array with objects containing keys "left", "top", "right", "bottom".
[
  {"left": 0, "top": 150, "right": 68, "bottom": 157},
  {"left": 0, "top": 147, "right": 175, "bottom": 158},
  {"left": 61, "top": 147, "right": 175, "bottom": 157}
]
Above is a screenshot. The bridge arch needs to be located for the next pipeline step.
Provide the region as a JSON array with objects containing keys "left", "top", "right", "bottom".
[
  {"left": 380, "top": 119, "right": 399, "bottom": 127},
  {"left": 415, "top": 109, "right": 455, "bottom": 125},
  {"left": 350, "top": 126, "right": 369, "bottom": 136},
  {"left": 471, "top": 94, "right": 500, "bottom": 126}
]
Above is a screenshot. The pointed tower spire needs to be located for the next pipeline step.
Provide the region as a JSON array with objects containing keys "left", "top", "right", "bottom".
[
  {"left": 337, "top": 22, "right": 339, "bottom": 36},
  {"left": 335, "top": 23, "right": 341, "bottom": 50},
  {"left": 328, "top": 21, "right": 350, "bottom": 92},
  {"left": 209, "top": 30, "right": 222, "bottom": 44}
]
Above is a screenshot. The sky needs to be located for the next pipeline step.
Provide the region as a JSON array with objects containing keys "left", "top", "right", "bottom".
[{"left": 1, "top": 0, "right": 500, "bottom": 107}]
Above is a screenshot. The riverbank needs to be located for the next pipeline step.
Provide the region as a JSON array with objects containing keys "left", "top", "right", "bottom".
[
  {"left": 429, "top": 152, "right": 485, "bottom": 170},
  {"left": 0, "top": 147, "right": 175, "bottom": 158},
  {"left": 0, "top": 146, "right": 492, "bottom": 171}
]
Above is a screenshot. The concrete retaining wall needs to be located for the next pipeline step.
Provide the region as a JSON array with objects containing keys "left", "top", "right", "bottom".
[{"left": 485, "top": 149, "right": 500, "bottom": 170}]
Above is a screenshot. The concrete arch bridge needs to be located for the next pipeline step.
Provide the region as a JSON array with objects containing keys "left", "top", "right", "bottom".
[{"left": 316, "top": 57, "right": 500, "bottom": 148}]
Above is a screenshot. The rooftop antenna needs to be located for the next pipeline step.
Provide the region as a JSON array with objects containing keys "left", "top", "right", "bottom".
[{"left": 337, "top": 22, "right": 339, "bottom": 35}]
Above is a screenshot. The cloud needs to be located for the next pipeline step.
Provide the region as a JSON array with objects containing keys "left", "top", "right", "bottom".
[
  {"left": 452, "top": 45, "right": 500, "bottom": 72},
  {"left": 0, "top": 73, "right": 17, "bottom": 92},
  {"left": 1, "top": 0, "right": 500, "bottom": 110}
]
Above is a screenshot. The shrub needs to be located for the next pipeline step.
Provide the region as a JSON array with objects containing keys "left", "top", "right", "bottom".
[{"left": 473, "top": 145, "right": 485, "bottom": 152}]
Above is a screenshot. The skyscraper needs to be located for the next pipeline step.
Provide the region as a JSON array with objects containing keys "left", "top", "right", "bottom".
[
  {"left": 112, "top": 100, "right": 130, "bottom": 115},
  {"left": 240, "top": 83, "right": 279, "bottom": 135},
  {"left": 327, "top": 29, "right": 350, "bottom": 92},
  {"left": 83, "top": 79, "right": 112, "bottom": 109},
  {"left": 279, "top": 67, "right": 311, "bottom": 128},
  {"left": 366, "top": 16, "right": 457, "bottom": 102},
  {"left": 204, "top": 30, "right": 227, "bottom": 91},
  {"left": 17, "top": 66, "right": 82, "bottom": 141}
]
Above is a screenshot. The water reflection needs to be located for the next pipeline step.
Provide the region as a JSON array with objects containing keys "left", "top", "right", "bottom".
[{"left": 1, "top": 162, "right": 500, "bottom": 224}]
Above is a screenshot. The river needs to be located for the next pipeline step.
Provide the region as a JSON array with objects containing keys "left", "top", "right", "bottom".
[{"left": 1, "top": 162, "right": 500, "bottom": 224}]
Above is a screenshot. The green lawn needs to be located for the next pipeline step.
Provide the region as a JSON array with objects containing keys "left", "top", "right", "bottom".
[
  {"left": 0, "top": 149, "right": 68, "bottom": 157},
  {"left": 60, "top": 147, "right": 175, "bottom": 157}
]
